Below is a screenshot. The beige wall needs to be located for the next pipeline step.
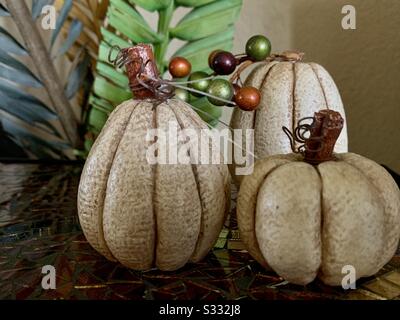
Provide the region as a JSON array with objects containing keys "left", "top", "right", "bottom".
[
  {"left": 3, "top": 1, "right": 399, "bottom": 170},
  {"left": 228, "top": 0, "right": 400, "bottom": 171}
]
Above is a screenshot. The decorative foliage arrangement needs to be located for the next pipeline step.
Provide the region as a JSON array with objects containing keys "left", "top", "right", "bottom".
[
  {"left": 78, "top": 42, "right": 400, "bottom": 281},
  {"left": 85, "top": 0, "right": 243, "bottom": 151},
  {"left": 1, "top": 1, "right": 398, "bottom": 289},
  {"left": 163, "top": 34, "right": 272, "bottom": 112},
  {"left": 0, "top": 0, "right": 107, "bottom": 159},
  {"left": 99, "top": 34, "right": 271, "bottom": 125},
  {"left": 0, "top": 0, "right": 242, "bottom": 158}
]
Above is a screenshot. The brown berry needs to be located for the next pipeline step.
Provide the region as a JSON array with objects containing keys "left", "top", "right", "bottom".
[
  {"left": 169, "top": 57, "right": 191, "bottom": 78},
  {"left": 208, "top": 50, "right": 223, "bottom": 69},
  {"left": 211, "top": 51, "right": 237, "bottom": 75},
  {"left": 235, "top": 86, "right": 261, "bottom": 111}
]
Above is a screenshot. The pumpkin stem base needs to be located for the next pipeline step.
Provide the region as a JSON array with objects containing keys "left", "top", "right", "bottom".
[
  {"left": 124, "top": 44, "right": 160, "bottom": 99},
  {"left": 304, "top": 109, "right": 344, "bottom": 165}
]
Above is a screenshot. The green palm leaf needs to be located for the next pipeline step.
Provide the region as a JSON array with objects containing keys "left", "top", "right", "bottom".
[
  {"left": 128, "top": 0, "right": 172, "bottom": 12},
  {"left": 172, "top": 27, "right": 235, "bottom": 72},
  {"left": 176, "top": 0, "right": 217, "bottom": 7},
  {"left": 171, "top": 0, "right": 242, "bottom": 41},
  {"left": 85, "top": 0, "right": 243, "bottom": 152}
]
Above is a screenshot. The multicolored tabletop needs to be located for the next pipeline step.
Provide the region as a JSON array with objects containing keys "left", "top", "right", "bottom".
[{"left": 1, "top": 163, "right": 399, "bottom": 300}]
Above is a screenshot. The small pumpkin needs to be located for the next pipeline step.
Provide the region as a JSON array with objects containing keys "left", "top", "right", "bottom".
[
  {"left": 237, "top": 110, "right": 400, "bottom": 286},
  {"left": 230, "top": 52, "right": 349, "bottom": 183},
  {"left": 78, "top": 45, "right": 230, "bottom": 271}
]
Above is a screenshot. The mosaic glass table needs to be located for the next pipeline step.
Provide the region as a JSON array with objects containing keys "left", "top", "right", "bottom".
[{"left": 1, "top": 163, "right": 399, "bottom": 300}]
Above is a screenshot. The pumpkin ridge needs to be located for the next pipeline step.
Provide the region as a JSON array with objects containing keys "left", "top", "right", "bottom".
[
  {"left": 169, "top": 99, "right": 231, "bottom": 184},
  {"left": 338, "top": 154, "right": 399, "bottom": 267},
  {"left": 255, "top": 161, "right": 322, "bottom": 284},
  {"left": 314, "top": 164, "right": 327, "bottom": 280},
  {"left": 316, "top": 161, "right": 386, "bottom": 284},
  {"left": 170, "top": 100, "right": 228, "bottom": 182},
  {"left": 78, "top": 100, "right": 134, "bottom": 261},
  {"left": 348, "top": 160, "right": 388, "bottom": 209},
  {"left": 340, "top": 156, "right": 387, "bottom": 211},
  {"left": 101, "top": 100, "right": 141, "bottom": 260},
  {"left": 168, "top": 102, "right": 204, "bottom": 260},
  {"left": 310, "top": 64, "right": 348, "bottom": 152},
  {"left": 309, "top": 63, "right": 329, "bottom": 109},
  {"left": 291, "top": 63, "right": 297, "bottom": 151},
  {"left": 253, "top": 62, "right": 279, "bottom": 132},
  {"left": 151, "top": 104, "right": 199, "bottom": 269},
  {"left": 173, "top": 101, "right": 229, "bottom": 262},
  {"left": 151, "top": 103, "right": 159, "bottom": 268},
  {"left": 239, "top": 156, "right": 295, "bottom": 267}
]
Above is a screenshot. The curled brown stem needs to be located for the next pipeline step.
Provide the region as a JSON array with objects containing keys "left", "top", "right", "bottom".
[
  {"left": 230, "top": 60, "right": 254, "bottom": 85},
  {"left": 283, "top": 109, "right": 344, "bottom": 165}
]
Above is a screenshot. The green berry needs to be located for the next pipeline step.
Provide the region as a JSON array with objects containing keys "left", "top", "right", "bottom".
[
  {"left": 188, "top": 71, "right": 210, "bottom": 97},
  {"left": 206, "top": 79, "right": 234, "bottom": 106},
  {"left": 246, "top": 35, "right": 271, "bottom": 61},
  {"left": 174, "top": 88, "right": 190, "bottom": 102}
]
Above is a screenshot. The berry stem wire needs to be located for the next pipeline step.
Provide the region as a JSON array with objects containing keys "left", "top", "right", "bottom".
[
  {"left": 172, "top": 83, "right": 236, "bottom": 106},
  {"left": 143, "top": 71, "right": 259, "bottom": 161},
  {"left": 189, "top": 104, "right": 259, "bottom": 161},
  {"left": 141, "top": 74, "right": 237, "bottom": 107},
  {"left": 189, "top": 104, "right": 231, "bottom": 128}
]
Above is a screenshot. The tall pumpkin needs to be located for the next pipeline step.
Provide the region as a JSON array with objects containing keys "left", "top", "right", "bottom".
[
  {"left": 230, "top": 52, "right": 348, "bottom": 183},
  {"left": 237, "top": 110, "right": 400, "bottom": 286},
  {"left": 78, "top": 45, "right": 230, "bottom": 271}
]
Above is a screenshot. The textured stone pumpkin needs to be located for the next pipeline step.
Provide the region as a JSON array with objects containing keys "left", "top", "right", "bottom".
[
  {"left": 230, "top": 52, "right": 349, "bottom": 183},
  {"left": 78, "top": 45, "right": 230, "bottom": 271},
  {"left": 237, "top": 110, "right": 400, "bottom": 286}
]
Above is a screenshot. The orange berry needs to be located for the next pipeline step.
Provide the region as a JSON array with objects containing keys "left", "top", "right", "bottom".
[
  {"left": 169, "top": 57, "right": 192, "bottom": 78},
  {"left": 235, "top": 86, "right": 261, "bottom": 111}
]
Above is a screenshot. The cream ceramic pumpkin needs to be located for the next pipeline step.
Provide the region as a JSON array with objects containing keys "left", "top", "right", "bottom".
[
  {"left": 78, "top": 45, "right": 230, "bottom": 271},
  {"left": 237, "top": 110, "right": 400, "bottom": 286},
  {"left": 230, "top": 53, "right": 348, "bottom": 183}
]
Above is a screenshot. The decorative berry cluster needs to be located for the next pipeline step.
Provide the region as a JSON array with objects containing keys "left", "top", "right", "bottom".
[{"left": 167, "top": 35, "right": 272, "bottom": 111}]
